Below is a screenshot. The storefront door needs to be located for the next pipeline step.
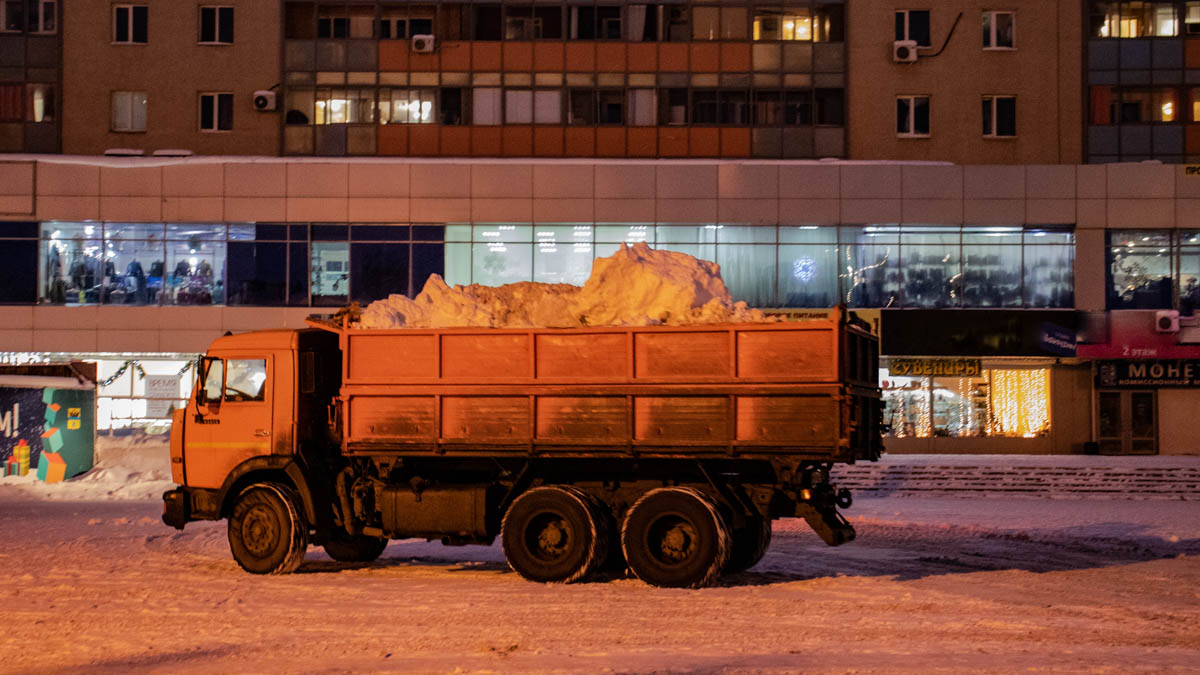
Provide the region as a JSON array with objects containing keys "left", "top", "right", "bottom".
[{"left": 1096, "top": 390, "right": 1157, "bottom": 455}]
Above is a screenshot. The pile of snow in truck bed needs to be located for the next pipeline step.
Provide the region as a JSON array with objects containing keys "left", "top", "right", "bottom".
[{"left": 359, "top": 242, "right": 767, "bottom": 329}]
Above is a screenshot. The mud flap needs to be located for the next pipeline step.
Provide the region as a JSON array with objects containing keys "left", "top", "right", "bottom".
[{"left": 795, "top": 503, "right": 856, "bottom": 546}]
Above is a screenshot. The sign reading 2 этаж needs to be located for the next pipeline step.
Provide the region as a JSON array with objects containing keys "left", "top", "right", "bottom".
[{"left": 888, "top": 358, "right": 982, "bottom": 377}]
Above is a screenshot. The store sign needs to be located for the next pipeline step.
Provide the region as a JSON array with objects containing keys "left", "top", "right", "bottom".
[
  {"left": 1185, "top": 165, "right": 1200, "bottom": 177},
  {"left": 144, "top": 375, "right": 180, "bottom": 418},
  {"left": 1038, "top": 322, "right": 1076, "bottom": 357},
  {"left": 1096, "top": 360, "right": 1200, "bottom": 388},
  {"left": 888, "top": 358, "right": 982, "bottom": 377}
]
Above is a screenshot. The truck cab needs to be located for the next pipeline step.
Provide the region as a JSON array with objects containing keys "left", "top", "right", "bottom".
[{"left": 164, "top": 329, "right": 340, "bottom": 534}]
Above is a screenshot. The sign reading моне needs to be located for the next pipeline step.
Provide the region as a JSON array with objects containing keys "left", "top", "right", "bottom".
[{"left": 1096, "top": 359, "right": 1200, "bottom": 388}]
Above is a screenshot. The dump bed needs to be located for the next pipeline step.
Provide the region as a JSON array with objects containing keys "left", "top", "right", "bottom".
[{"left": 310, "top": 318, "right": 881, "bottom": 464}]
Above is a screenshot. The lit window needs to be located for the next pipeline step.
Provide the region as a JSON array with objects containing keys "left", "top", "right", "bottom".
[
  {"left": 112, "top": 91, "right": 148, "bottom": 131},
  {"left": 982, "top": 10, "right": 1014, "bottom": 48},
  {"left": 28, "top": 83, "right": 55, "bottom": 122},
  {"left": 982, "top": 95, "right": 1016, "bottom": 137},
  {"left": 113, "top": 5, "right": 148, "bottom": 43},
  {"left": 199, "top": 6, "right": 233, "bottom": 44},
  {"left": 199, "top": 93, "right": 233, "bottom": 131},
  {"left": 896, "top": 95, "right": 930, "bottom": 137},
  {"left": 378, "top": 88, "right": 436, "bottom": 124},
  {"left": 894, "top": 9, "right": 930, "bottom": 47},
  {"left": 1092, "top": 1, "right": 1179, "bottom": 37},
  {"left": 753, "top": 7, "right": 812, "bottom": 41},
  {"left": 314, "top": 88, "right": 375, "bottom": 124}
]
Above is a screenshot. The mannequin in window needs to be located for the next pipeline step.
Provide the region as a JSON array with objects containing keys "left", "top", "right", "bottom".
[
  {"left": 173, "top": 260, "right": 191, "bottom": 279},
  {"left": 196, "top": 259, "right": 213, "bottom": 278},
  {"left": 126, "top": 259, "right": 146, "bottom": 303}
]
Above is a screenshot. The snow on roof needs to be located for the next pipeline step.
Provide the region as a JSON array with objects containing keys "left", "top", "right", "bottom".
[{"left": 358, "top": 242, "right": 769, "bottom": 329}]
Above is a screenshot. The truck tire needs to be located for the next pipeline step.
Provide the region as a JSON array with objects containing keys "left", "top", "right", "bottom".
[
  {"left": 501, "top": 486, "right": 607, "bottom": 584},
  {"left": 621, "top": 487, "right": 731, "bottom": 589},
  {"left": 725, "top": 516, "right": 772, "bottom": 574},
  {"left": 322, "top": 532, "right": 388, "bottom": 563},
  {"left": 228, "top": 482, "right": 309, "bottom": 575}
]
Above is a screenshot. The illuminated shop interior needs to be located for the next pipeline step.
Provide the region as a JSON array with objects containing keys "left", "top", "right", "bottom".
[{"left": 881, "top": 366, "right": 1051, "bottom": 439}]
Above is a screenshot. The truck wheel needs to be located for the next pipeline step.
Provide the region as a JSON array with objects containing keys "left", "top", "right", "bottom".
[
  {"left": 621, "top": 487, "right": 731, "bottom": 589},
  {"left": 322, "top": 532, "right": 388, "bottom": 563},
  {"left": 502, "top": 486, "right": 607, "bottom": 583},
  {"left": 725, "top": 516, "right": 772, "bottom": 574},
  {"left": 228, "top": 482, "right": 309, "bottom": 575}
]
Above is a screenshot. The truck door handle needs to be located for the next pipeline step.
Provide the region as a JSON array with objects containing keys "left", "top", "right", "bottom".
[{"left": 254, "top": 429, "right": 271, "bottom": 437}]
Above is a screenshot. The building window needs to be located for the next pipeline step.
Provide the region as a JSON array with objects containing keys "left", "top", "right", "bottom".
[
  {"left": 882, "top": 367, "right": 1051, "bottom": 439},
  {"left": 28, "top": 83, "right": 54, "bottom": 122},
  {"left": 753, "top": 7, "right": 812, "bottom": 40},
  {"left": 199, "top": 6, "right": 233, "bottom": 44},
  {"left": 0, "top": 83, "right": 21, "bottom": 120},
  {"left": 897, "top": 95, "right": 930, "bottom": 137},
  {"left": 894, "top": 9, "right": 931, "bottom": 47},
  {"left": 1090, "top": 1, "right": 1179, "bottom": 37},
  {"left": 377, "top": 9, "right": 433, "bottom": 39},
  {"left": 982, "top": 10, "right": 1014, "bottom": 48},
  {"left": 1, "top": 0, "right": 22, "bottom": 32},
  {"left": 111, "top": 91, "right": 147, "bottom": 131},
  {"left": 1187, "top": 1, "right": 1200, "bottom": 34},
  {"left": 505, "top": 5, "right": 562, "bottom": 40},
  {"left": 1105, "top": 230, "right": 1200, "bottom": 311},
  {"left": 317, "top": 5, "right": 372, "bottom": 38},
  {"left": 982, "top": 95, "right": 1016, "bottom": 137},
  {"left": 379, "top": 88, "right": 436, "bottom": 124},
  {"left": 1093, "top": 86, "right": 1180, "bottom": 124},
  {"left": 314, "top": 88, "right": 375, "bottom": 124},
  {"left": 113, "top": 5, "right": 148, "bottom": 43},
  {"left": 199, "top": 93, "right": 233, "bottom": 132}
]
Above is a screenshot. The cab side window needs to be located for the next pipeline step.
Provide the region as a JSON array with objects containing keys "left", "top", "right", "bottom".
[
  {"left": 201, "top": 359, "right": 224, "bottom": 403},
  {"left": 224, "top": 359, "right": 267, "bottom": 402}
]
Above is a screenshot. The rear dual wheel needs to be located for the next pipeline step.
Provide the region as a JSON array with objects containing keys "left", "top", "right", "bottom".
[
  {"left": 502, "top": 486, "right": 609, "bottom": 583},
  {"left": 621, "top": 487, "right": 731, "bottom": 589}
]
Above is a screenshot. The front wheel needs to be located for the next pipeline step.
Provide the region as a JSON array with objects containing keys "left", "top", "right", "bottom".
[
  {"left": 621, "top": 487, "right": 731, "bottom": 589},
  {"left": 228, "top": 482, "right": 309, "bottom": 574}
]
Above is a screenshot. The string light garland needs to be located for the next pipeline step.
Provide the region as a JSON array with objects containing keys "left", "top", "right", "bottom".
[{"left": 99, "top": 359, "right": 194, "bottom": 387}]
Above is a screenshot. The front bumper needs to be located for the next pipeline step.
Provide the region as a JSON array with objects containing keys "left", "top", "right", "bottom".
[{"left": 162, "top": 488, "right": 190, "bottom": 530}]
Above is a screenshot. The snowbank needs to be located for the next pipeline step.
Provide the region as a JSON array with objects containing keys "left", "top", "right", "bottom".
[
  {"left": 0, "top": 431, "right": 173, "bottom": 501},
  {"left": 359, "top": 242, "right": 768, "bottom": 329}
]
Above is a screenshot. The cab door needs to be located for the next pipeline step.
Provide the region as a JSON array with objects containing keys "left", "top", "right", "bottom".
[{"left": 184, "top": 354, "right": 274, "bottom": 489}]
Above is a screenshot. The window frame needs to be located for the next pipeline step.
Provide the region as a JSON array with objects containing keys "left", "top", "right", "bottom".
[
  {"left": 894, "top": 9, "right": 931, "bottom": 47},
  {"left": 198, "top": 5, "right": 234, "bottom": 45},
  {"left": 111, "top": 91, "right": 148, "bottom": 132},
  {"left": 896, "top": 94, "right": 931, "bottom": 138},
  {"left": 982, "top": 94, "right": 1017, "bottom": 138},
  {"left": 113, "top": 4, "right": 148, "bottom": 44},
  {"left": 25, "top": 0, "right": 56, "bottom": 34},
  {"left": 199, "top": 92, "right": 234, "bottom": 132},
  {"left": 0, "top": 0, "right": 23, "bottom": 33},
  {"left": 982, "top": 9, "right": 1015, "bottom": 49}
]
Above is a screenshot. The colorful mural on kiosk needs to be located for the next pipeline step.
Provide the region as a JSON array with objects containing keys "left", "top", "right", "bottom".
[{"left": 1, "top": 385, "right": 95, "bottom": 482}]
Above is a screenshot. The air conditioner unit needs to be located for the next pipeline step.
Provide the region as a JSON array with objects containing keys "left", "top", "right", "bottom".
[
  {"left": 411, "top": 34, "right": 435, "bottom": 52},
  {"left": 252, "top": 90, "right": 277, "bottom": 111},
  {"left": 1155, "top": 309, "right": 1180, "bottom": 333},
  {"left": 893, "top": 40, "right": 919, "bottom": 63}
]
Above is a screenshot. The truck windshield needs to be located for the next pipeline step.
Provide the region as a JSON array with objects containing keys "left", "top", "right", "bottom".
[{"left": 224, "top": 359, "right": 267, "bottom": 402}]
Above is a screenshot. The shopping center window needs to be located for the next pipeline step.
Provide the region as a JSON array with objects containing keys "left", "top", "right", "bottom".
[
  {"left": 96, "top": 357, "right": 194, "bottom": 430},
  {"left": 1107, "top": 229, "right": 1200, "bottom": 313},
  {"left": 881, "top": 366, "right": 1051, "bottom": 438},
  {"left": 0, "top": 222, "right": 37, "bottom": 304},
  {"left": 166, "top": 224, "right": 225, "bottom": 306}
]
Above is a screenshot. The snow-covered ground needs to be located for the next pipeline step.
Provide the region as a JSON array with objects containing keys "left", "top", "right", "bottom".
[{"left": 1, "top": 436, "right": 1198, "bottom": 673}]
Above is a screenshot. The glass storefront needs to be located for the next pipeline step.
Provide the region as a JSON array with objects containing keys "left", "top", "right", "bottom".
[
  {"left": 29, "top": 221, "right": 1074, "bottom": 310},
  {"left": 1107, "top": 230, "right": 1200, "bottom": 314},
  {"left": 881, "top": 366, "right": 1052, "bottom": 439}
]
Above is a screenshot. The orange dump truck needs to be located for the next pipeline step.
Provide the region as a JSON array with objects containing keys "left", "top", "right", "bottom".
[{"left": 163, "top": 312, "right": 882, "bottom": 588}]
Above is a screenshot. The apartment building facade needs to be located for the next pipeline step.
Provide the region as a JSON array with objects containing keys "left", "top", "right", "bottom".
[{"left": 2, "top": 3, "right": 1200, "bottom": 457}]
